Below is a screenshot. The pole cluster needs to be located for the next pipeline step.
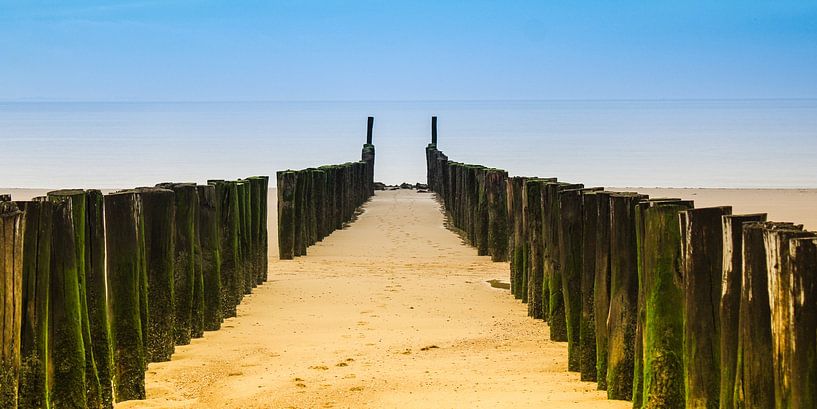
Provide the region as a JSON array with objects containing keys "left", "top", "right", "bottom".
[
  {"left": 425, "top": 118, "right": 817, "bottom": 408},
  {"left": 0, "top": 175, "right": 269, "bottom": 408},
  {"left": 277, "top": 118, "right": 376, "bottom": 260}
]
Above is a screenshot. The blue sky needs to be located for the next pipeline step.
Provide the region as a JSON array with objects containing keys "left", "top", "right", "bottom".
[{"left": 1, "top": 0, "right": 816, "bottom": 101}]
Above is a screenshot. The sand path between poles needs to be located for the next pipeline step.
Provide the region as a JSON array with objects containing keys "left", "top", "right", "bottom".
[{"left": 119, "top": 189, "right": 630, "bottom": 408}]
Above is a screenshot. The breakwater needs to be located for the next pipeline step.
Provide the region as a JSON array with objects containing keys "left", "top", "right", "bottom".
[{"left": 426, "top": 118, "right": 817, "bottom": 408}]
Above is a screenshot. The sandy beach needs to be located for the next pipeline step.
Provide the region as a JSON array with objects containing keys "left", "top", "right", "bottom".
[{"left": 2, "top": 187, "right": 815, "bottom": 408}]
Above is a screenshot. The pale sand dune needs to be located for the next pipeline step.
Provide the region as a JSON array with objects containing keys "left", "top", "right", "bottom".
[{"left": 1, "top": 187, "right": 814, "bottom": 408}]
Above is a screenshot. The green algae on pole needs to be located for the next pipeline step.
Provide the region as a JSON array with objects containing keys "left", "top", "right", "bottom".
[
  {"left": 47, "top": 189, "right": 102, "bottom": 408},
  {"left": 640, "top": 200, "right": 693, "bottom": 408},
  {"left": 593, "top": 191, "right": 613, "bottom": 390},
  {"left": 719, "top": 213, "right": 766, "bottom": 409},
  {"left": 277, "top": 171, "right": 297, "bottom": 260},
  {"left": 734, "top": 222, "right": 794, "bottom": 408},
  {"left": 17, "top": 201, "right": 52, "bottom": 409},
  {"left": 198, "top": 184, "right": 223, "bottom": 331},
  {"left": 789, "top": 237, "right": 817, "bottom": 408},
  {"left": 135, "top": 187, "right": 176, "bottom": 362},
  {"left": 559, "top": 187, "right": 603, "bottom": 373},
  {"left": 156, "top": 183, "right": 199, "bottom": 345},
  {"left": 508, "top": 177, "right": 527, "bottom": 299},
  {"left": 606, "top": 192, "right": 646, "bottom": 401},
  {"left": 580, "top": 190, "right": 602, "bottom": 382},
  {"left": 0, "top": 201, "right": 24, "bottom": 408},
  {"left": 105, "top": 191, "right": 146, "bottom": 401},
  {"left": 85, "top": 189, "right": 114, "bottom": 408},
  {"left": 209, "top": 180, "right": 241, "bottom": 318},
  {"left": 680, "top": 206, "right": 732, "bottom": 409},
  {"left": 545, "top": 182, "right": 582, "bottom": 342},
  {"left": 49, "top": 198, "right": 89, "bottom": 406},
  {"left": 763, "top": 226, "right": 816, "bottom": 409}
]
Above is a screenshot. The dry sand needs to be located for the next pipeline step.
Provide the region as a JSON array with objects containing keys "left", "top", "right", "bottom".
[{"left": 1, "top": 187, "right": 814, "bottom": 408}]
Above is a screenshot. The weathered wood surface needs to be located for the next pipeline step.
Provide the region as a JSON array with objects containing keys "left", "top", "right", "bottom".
[
  {"left": 486, "top": 169, "right": 508, "bottom": 262},
  {"left": 198, "top": 184, "right": 223, "bottom": 331},
  {"left": 764, "top": 226, "right": 816, "bottom": 409},
  {"left": 592, "top": 191, "right": 613, "bottom": 390},
  {"left": 47, "top": 189, "right": 102, "bottom": 408},
  {"left": 606, "top": 192, "right": 645, "bottom": 401},
  {"left": 105, "top": 191, "right": 146, "bottom": 402},
  {"left": 680, "top": 206, "right": 732, "bottom": 409},
  {"left": 789, "top": 237, "right": 817, "bottom": 408},
  {"left": 508, "top": 176, "right": 527, "bottom": 299},
  {"left": 545, "top": 182, "right": 582, "bottom": 342},
  {"left": 580, "top": 190, "right": 600, "bottom": 382},
  {"left": 18, "top": 201, "right": 51, "bottom": 409},
  {"left": 1, "top": 201, "right": 24, "bottom": 408},
  {"left": 525, "top": 179, "right": 545, "bottom": 319}
]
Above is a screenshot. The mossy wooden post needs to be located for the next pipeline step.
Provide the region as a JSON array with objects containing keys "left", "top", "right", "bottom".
[
  {"left": 236, "top": 180, "right": 252, "bottom": 295},
  {"left": 508, "top": 177, "right": 526, "bottom": 298},
  {"left": 734, "top": 222, "right": 792, "bottom": 408},
  {"left": 486, "top": 169, "right": 508, "bottom": 262},
  {"left": 212, "top": 180, "right": 241, "bottom": 318},
  {"left": 606, "top": 192, "right": 646, "bottom": 401},
  {"left": 474, "top": 168, "right": 489, "bottom": 256},
  {"left": 680, "top": 206, "right": 732, "bottom": 409},
  {"left": 789, "top": 237, "right": 817, "bottom": 408},
  {"left": 294, "top": 171, "right": 308, "bottom": 256},
  {"left": 248, "top": 177, "right": 266, "bottom": 285},
  {"left": 277, "top": 171, "right": 296, "bottom": 260},
  {"left": 764, "top": 226, "right": 815, "bottom": 408},
  {"left": 559, "top": 187, "right": 602, "bottom": 373},
  {"left": 18, "top": 201, "right": 51, "bottom": 409},
  {"left": 545, "top": 182, "right": 581, "bottom": 342},
  {"left": 157, "top": 183, "right": 198, "bottom": 345},
  {"left": 0, "top": 194, "right": 10, "bottom": 201},
  {"left": 85, "top": 190, "right": 114, "bottom": 408},
  {"left": 640, "top": 200, "right": 693, "bottom": 408},
  {"left": 104, "top": 191, "right": 145, "bottom": 401},
  {"left": 581, "top": 191, "right": 601, "bottom": 382},
  {"left": 47, "top": 189, "right": 101, "bottom": 408},
  {"left": 135, "top": 188, "right": 176, "bottom": 363},
  {"left": 719, "top": 213, "right": 766, "bottom": 409},
  {"left": 525, "top": 179, "right": 545, "bottom": 318},
  {"left": 197, "top": 184, "right": 222, "bottom": 330},
  {"left": 309, "top": 171, "right": 325, "bottom": 244},
  {"left": 1, "top": 202, "right": 24, "bottom": 408},
  {"left": 593, "top": 191, "right": 613, "bottom": 390}
]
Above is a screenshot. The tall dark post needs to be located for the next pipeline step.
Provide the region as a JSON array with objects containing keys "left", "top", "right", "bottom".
[
  {"left": 431, "top": 116, "right": 438, "bottom": 145},
  {"left": 366, "top": 116, "right": 374, "bottom": 145}
]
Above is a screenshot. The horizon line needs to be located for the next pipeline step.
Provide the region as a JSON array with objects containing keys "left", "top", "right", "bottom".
[{"left": 2, "top": 97, "right": 817, "bottom": 104}]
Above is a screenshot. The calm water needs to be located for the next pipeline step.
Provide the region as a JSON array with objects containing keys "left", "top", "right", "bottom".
[{"left": 1, "top": 100, "right": 816, "bottom": 188}]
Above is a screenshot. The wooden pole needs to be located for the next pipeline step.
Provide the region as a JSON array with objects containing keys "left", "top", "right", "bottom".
[
  {"left": 156, "top": 183, "right": 199, "bottom": 345},
  {"left": 47, "top": 189, "right": 102, "bottom": 408},
  {"left": 719, "top": 213, "right": 766, "bottom": 409},
  {"left": 277, "top": 171, "right": 296, "bottom": 260},
  {"left": 544, "top": 182, "right": 582, "bottom": 342},
  {"left": 606, "top": 192, "right": 646, "bottom": 401},
  {"left": 508, "top": 177, "right": 527, "bottom": 299},
  {"left": 734, "top": 221, "right": 796, "bottom": 407},
  {"left": 789, "top": 237, "right": 817, "bottom": 408},
  {"left": 764, "top": 226, "right": 816, "bottom": 408},
  {"left": 135, "top": 187, "right": 176, "bottom": 363},
  {"left": 431, "top": 116, "right": 438, "bottom": 145},
  {"left": 1, "top": 201, "right": 24, "bottom": 408},
  {"left": 680, "top": 206, "right": 732, "bottom": 408},
  {"left": 198, "top": 184, "right": 223, "bottom": 332},
  {"left": 486, "top": 169, "right": 508, "bottom": 262},
  {"left": 580, "top": 190, "right": 601, "bottom": 382},
  {"left": 104, "top": 191, "right": 146, "bottom": 402},
  {"left": 639, "top": 200, "right": 693, "bottom": 408},
  {"left": 366, "top": 116, "right": 374, "bottom": 145},
  {"left": 18, "top": 201, "right": 52, "bottom": 409},
  {"left": 525, "top": 179, "right": 545, "bottom": 319},
  {"left": 592, "top": 191, "right": 613, "bottom": 390}
]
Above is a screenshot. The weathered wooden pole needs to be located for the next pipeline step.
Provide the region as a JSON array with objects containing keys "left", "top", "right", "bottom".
[
  {"left": 639, "top": 200, "right": 693, "bottom": 408},
  {"left": 508, "top": 177, "right": 527, "bottom": 299},
  {"left": 105, "top": 191, "right": 146, "bottom": 401},
  {"left": 789, "top": 237, "right": 817, "bottom": 408},
  {"left": 212, "top": 180, "right": 241, "bottom": 318},
  {"left": 719, "top": 213, "right": 766, "bottom": 409},
  {"left": 156, "top": 183, "right": 199, "bottom": 345},
  {"left": 135, "top": 187, "right": 176, "bottom": 363},
  {"left": 680, "top": 206, "right": 732, "bottom": 409},
  {"left": 525, "top": 179, "right": 545, "bottom": 318},
  {"left": 18, "top": 201, "right": 52, "bottom": 409},
  {"left": 198, "top": 184, "right": 222, "bottom": 330},
  {"left": 277, "top": 171, "right": 296, "bottom": 260},
  {"left": 581, "top": 190, "right": 601, "bottom": 382},
  {"left": 1, "top": 201, "right": 24, "bottom": 408},
  {"left": 606, "top": 192, "right": 646, "bottom": 401},
  {"left": 486, "top": 169, "right": 508, "bottom": 262},
  {"left": 734, "top": 221, "right": 796, "bottom": 407},
  {"left": 431, "top": 116, "right": 438, "bottom": 145},
  {"left": 237, "top": 180, "right": 253, "bottom": 295},
  {"left": 764, "top": 226, "right": 816, "bottom": 408},
  {"left": 475, "top": 169, "right": 489, "bottom": 256},
  {"left": 294, "top": 171, "right": 308, "bottom": 256},
  {"left": 47, "top": 189, "right": 102, "bottom": 408},
  {"left": 593, "top": 191, "right": 613, "bottom": 390},
  {"left": 544, "top": 182, "right": 581, "bottom": 342}
]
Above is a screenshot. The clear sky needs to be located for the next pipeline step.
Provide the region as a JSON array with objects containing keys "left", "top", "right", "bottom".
[{"left": 1, "top": 0, "right": 816, "bottom": 101}]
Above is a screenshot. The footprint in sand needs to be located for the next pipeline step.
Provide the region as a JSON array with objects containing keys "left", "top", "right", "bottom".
[{"left": 309, "top": 365, "right": 329, "bottom": 370}]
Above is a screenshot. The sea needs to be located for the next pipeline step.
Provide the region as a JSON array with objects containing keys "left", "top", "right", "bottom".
[{"left": 1, "top": 99, "right": 816, "bottom": 189}]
